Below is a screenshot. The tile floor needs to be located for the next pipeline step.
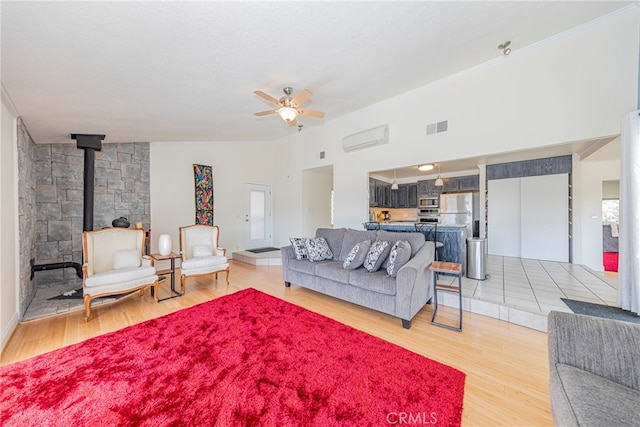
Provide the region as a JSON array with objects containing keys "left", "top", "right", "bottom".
[
  {"left": 435, "top": 254, "right": 618, "bottom": 331},
  {"left": 23, "top": 254, "right": 618, "bottom": 332}
]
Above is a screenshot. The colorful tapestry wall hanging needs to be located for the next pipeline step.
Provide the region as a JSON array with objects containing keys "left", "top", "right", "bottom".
[{"left": 193, "top": 164, "right": 213, "bottom": 225}]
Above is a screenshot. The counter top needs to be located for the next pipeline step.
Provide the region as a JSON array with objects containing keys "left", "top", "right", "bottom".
[{"left": 369, "top": 222, "right": 466, "bottom": 229}]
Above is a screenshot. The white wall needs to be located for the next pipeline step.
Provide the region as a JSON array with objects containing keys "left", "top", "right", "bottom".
[
  {"left": 149, "top": 9, "right": 638, "bottom": 264},
  {"left": 271, "top": 7, "right": 638, "bottom": 250},
  {"left": 1, "top": 96, "right": 19, "bottom": 353},
  {"left": 150, "top": 141, "right": 276, "bottom": 256},
  {"left": 301, "top": 168, "right": 333, "bottom": 237}
]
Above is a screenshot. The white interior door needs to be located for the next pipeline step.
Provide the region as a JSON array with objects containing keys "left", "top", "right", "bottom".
[{"left": 244, "top": 183, "right": 272, "bottom": 249}]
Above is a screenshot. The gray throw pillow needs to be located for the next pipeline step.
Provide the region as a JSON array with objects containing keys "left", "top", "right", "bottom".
[
  {"left": 386, "top": 240, "right": 412, "bottom": 277},
  {"left": 363, "top": 240, "right": 391, "bottom": 272},
  {"left": 305, "top": 237, "right": 334, "bottom": 262},
  {"left": 290, "top": 237, "right": 308, "bottom": 260},
  {"left": 343, "top": 240, "right": 372, "bottom": 270}
]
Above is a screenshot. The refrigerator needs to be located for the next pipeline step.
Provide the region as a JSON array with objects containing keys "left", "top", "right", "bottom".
[{"left": 439, "top": 192, "right": 475, "bottom": 237}]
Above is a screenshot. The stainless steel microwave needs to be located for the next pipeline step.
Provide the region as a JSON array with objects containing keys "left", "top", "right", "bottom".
[{"left": 419, "top": 197, "right": 439, "bottom": 208}]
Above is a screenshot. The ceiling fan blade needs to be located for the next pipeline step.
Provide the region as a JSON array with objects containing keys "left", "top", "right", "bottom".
[
  {"left": 287, "top": 117, "right": 297, "bottom": 127},
  {"left": 254, "top": 110, "right": 277, "bottom": 117},
  {"left": 254, "top": 91, "right": 280, "bottom": 106},
  {"left": 297, "top": 109, "right": 325, "bottom": 118},
  {"left": 291, "top": 89, "right": 312, "bottom": 107}
]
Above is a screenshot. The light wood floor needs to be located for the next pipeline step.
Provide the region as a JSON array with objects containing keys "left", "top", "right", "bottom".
[{"left": 1, "top": 260, "right": 553, "bottom": 426}]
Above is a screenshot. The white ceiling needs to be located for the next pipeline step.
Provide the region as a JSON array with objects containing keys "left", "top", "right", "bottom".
[{"left": 1, "top": 1, "right": 633, "bottom": 144}]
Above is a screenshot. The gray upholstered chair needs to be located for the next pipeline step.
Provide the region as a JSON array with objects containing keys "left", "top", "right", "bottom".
[
  {"left": 548, "top": 311, "right": 640, "bottom": 426},
  {"left": 179, "top": 224, "right": 229, "bottom": 294},
  {"left": 82, "top": 228, "right": 158, "bottom": 321}
]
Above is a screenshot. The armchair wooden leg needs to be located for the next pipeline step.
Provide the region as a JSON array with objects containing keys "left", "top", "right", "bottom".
[
  {"left": 153, "top": 281, "right": 158, "bottom": 303},
  {"left": 225, "top": 267, "right": 230, "bottom": 285},
  {"left": 181, "top": 275, "right": 186, "bottom": 295},
  {"left": 84, "top": 294, "right": 92, "bottom": 322}
]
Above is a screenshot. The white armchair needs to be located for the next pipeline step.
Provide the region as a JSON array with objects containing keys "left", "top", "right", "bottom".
[
  {"left": 179, "top": 224, "right": 229, "bottom": 294},
  {"left": 82, "top": 228, "right": 158, "bottom": 322}
]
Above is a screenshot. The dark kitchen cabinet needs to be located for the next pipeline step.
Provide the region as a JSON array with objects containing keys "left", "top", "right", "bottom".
[
  {"left": 369, "top": 178, "right": 378, "bottom": 207},
  {"left": 391, "top": 183, "right": 418, "bottom": 208},
  {"left": 370, "top": 178, "right": 392, "bottom": 208},
  {"left": 441, "top": 175, "right": 480, "bottom": 192},
  {"left": 406, "top": 183, "right": 418, "bottom": 208},
  {"left": 418, "top": 179, "right": 441, "bottom": 197},
  {"left": 458, "top": 175, "right": 479, "bottom": 191}
]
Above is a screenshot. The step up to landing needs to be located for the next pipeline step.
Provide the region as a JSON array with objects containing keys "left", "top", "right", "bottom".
[{"left": 233, "top": 249, "right": 282, "bottom": 266}]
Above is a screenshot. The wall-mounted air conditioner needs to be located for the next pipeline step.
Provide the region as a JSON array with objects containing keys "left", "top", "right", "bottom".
[{"left": 342, "top": 125, "right": 389, "bottom": 152}]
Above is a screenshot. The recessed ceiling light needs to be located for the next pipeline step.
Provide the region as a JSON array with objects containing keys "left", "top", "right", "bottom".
[{"left": 418, "top": 164, "right": 435, "bottom": 171}]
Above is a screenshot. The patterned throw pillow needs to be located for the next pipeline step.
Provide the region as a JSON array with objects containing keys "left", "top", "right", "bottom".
[
  {"left": 305, "top": 237, "right": 334, "bottom": 262},
  {"left": 363, "top": 240, "right": 391, "bottom": 272},
  {"left": 343, "top": 240, "right": 372, "bottom": 270},
  {"left": 290, "top": 238, "right": 308, "bottom": 260},
  {"left": 386, "top": 240, "right": 412, "bottom": 277}
]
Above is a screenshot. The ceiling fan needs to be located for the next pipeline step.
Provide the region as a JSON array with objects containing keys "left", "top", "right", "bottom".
[{"left": 254, "top": 87, "right": 325, "bottom": 127}]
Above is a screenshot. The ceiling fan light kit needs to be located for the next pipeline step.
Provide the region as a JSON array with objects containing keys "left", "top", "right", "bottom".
[
  {"left": 254, "top": 87, "right": 325, "bottom": 127},
  {"left": 277, "top": 107, "right": 298, "bottom": 122}
]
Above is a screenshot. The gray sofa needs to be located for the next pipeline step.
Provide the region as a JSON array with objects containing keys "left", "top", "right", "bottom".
[
  {"left": 281, "top": 228, "right": 435, "bottom": 329},
  {"left": 548, "top": 311, "right": 640, "bottom": 427}
]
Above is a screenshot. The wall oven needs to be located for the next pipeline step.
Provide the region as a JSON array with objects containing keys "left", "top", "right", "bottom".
[
  {"left": 418, "top": 208, "right": 440, "bottom": 223},
  {"left": 419, "top": 197, "right": 439, "bottom": 208}
]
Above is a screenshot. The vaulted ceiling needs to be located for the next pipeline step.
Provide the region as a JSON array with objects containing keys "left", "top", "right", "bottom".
[{"left": 1, "top": 1, "right": 633, "bottom": 144}]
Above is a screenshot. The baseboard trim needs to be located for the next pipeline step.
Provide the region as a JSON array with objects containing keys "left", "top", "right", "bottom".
[{"left": 1, "top": 310, "right": 20, "bottom": 358}]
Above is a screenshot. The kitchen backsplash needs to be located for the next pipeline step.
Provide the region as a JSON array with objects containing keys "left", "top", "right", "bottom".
[{"left": 371, "top": 208, "right": 418, "bottom": 222}]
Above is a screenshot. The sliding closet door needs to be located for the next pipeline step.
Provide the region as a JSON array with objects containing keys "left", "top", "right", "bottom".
[
  {"left": 520, "top": 173, "right": 569, "bottom": 262},
  {"left": 488, "top": 177, "right": 521, "bottom": 257}
]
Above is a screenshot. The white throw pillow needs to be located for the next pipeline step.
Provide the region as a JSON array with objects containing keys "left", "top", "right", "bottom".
[
  {"left": 386, "top": 240, "right": 412, "bottom": 277},
  {"left": 290, "top": 238, "right": 308, "bottom": 260},
  {"left": 363, "top": 240, "right": 391, "bottom": 272},
  {"left": 112, "top": 249, "right": 141, "bottom": 270},
  {"left": 305, "top": 237, "right": 334, "bottom": 262},
  {"left": 192, "top": 244, "right": 214, "bottom": 258},
  {"left": 343, "top": 240, "right": 371, "bottom": 270}
]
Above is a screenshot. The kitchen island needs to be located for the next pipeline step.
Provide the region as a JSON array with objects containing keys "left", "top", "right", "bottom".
[{"left": 364, "top": 222, "right": 467, "bottom": 268}]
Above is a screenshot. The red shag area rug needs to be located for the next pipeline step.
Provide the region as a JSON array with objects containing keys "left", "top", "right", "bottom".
[
  {"left": 1, "top": 288, "right": 465, "bottom": 426},
  {"left": 603, "top": 251, "right": 619, "bottom": 272}
]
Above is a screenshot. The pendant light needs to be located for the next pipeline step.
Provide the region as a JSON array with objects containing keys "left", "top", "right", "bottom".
[
  {"left": 391, "top": 169, "right": 399, "bottom": 190},
  {"left": 434, "top": 165, "right": 444, "bottom": 187}
]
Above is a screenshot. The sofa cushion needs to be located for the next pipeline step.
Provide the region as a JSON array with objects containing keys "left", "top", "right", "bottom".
[
  {"left": 377, "top": 230, "right": 425, "bottom": 256},
  {"left": 348, "top": 269, "right": 397, "bottom": 296},
  {"left": 386, "top": 240, "right": 412, "bottom": 278},
  {"left": 339, "top": 229, "right": 378, "bottom": 262},
  {"left": 289, "top": 238, "right": 308, "bottom": 260},
  {"left": 85, "top": 265, "right": 156, "bottom": 288},
  {"left": 315, "top": 261, "right": 350, "bottom": 283},
  {"left": 315, "top": 228, "right": 346, "bottom": 260},
  {"left": 112, "top": 249, "right": 141, "bottom": 270},
  {"left": 343, "top": 240, "right": 371, "bottom": 270},
  {"left": 555, "top": 363, "right": 640, "bottom": 427},
  {"left": 363, "top": 240, "right": 391, "bottom": 272},
  {"left": 288, "top": 258, "right": 318, "bottom": 275},
  {"left": 305, "top": 237, "right": 334, "bottom": 262}
]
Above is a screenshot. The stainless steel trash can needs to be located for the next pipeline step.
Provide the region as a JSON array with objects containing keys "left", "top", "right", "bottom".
[{"left": 467, "top": 238, "right": 487, "bottom": 280}]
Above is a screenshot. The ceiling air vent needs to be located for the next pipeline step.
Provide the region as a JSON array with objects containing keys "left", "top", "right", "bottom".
[{"left": 342, "top": 125, "right": 389, "bottom": 152}]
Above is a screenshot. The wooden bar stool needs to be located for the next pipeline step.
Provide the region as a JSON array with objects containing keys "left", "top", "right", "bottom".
[{"left": 429, "top": 261, "right": 463, "bottom": 331}]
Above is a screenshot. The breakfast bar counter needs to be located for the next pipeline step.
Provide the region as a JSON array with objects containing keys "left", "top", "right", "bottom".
[{"left": 364, "top": 222, "right": 467, "bottom": 268}]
